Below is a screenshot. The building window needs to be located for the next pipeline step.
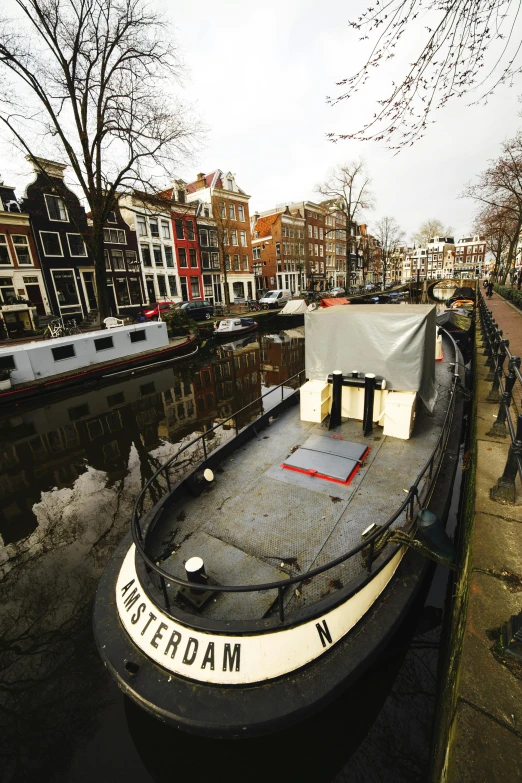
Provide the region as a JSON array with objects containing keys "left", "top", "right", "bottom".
[
  {"left": 107, "top": 211, "right": 117, "bottom": 224},
  {"left": 12, "top": 235, "right": 32, "bottom": 265},
  {"left": 238, "top": 205, "right": 245, "bottom": 221},
  {"left": 201, "top": 251, "right": 211, "bottom": 269},
  {"left": 243, "top": 255, "right": 249, "bottom": 271},
  {"left": 95, "top": 336, "right": 114, "bottom": 351},
  {"left": 252, "top": 247, "right": 260, "bottom": 260},
  {"left": 225, "top": 255, "right": 231, "bottom": 270},
  {"left": 130, "top": 330, "right": 146, "bottom": 343},
  {"left": 276, "top": 242, "right": 280, "bottom": 257},
  {"left": 149, "top": 219, "right": 159, "bottom": 238},
  {"left": 157, "top": 275, "right": 167, "bottom": 297},
  {"left": 141, "top": 245, "right": 152, "bottom": 267},
  {"left": 105, "top": 249, "right": 111, "bottom": 269},
  {"left": 227, "top": 178, "right": 234, "bottom": 191},
  {"left": 180, "top": 276, "right": 188, "bottom": 301},
  {"left": 103, "top": 228, "right": 125, "bottom": 243},
  {"left": 190, "top": 276, "right": 200, "bottom": 298},
  {"left": 240, "top": 230, "right": 247, "bottom": 246},
  {"left": 220, "top": 201, "right": 226, "bottom": 219},
  {"left": 200, "top": 230, "right": 208, "bottom": 246},
  {"left": 168, "top": 276, "right": 178, "bottom": 296},
  {"left": 0, "top": 235, "right": 11, "bottom": 265},
  {"left": 212, "top": 252, "right": 220, "bottom": 269},
  {"left": 189, "top": 248, "right": 197, "bottom": 267},
  {"left": 112, "top": 250, "right": 125, "bottom": 270},
  {"left": 233, "top": 254, "right": 240, "bottom": 271},
  {"left": 210, "top": 230, "right": 218, "bottom": 246},
  {"left": 231, "top": 230, "right": 238, "bottom": 245},
  {"left": 0, "top": 278, "right": 15, "bottom": 303},
  {"left": 137, "top": 217, "right": 148, "bottom": 236},
  {"left": 319, "top": 227, "right": 323, "bottom": 240},
  {"left": 178, "top": 248, "right": 188, "bottom": 267},
  {"left": 175, "top": 219, "right": 184, "bottom": 239},
  {"left": 40, "top": 232, "right": 63, "bottom": 256},
  {"left": 153, "top": 247, "right": 163, "bottom": 267},
  {"left": 161, "top": 220, "right": 170, "bottom": 239},
  {"left": 44, "top": 194, "right": 68, "bottom": 222},
  {"left": 187, "top": 221, "right": 195, "bottom": 241},
  {"left": 128, "top": 278, "right": 142, "bottom": 304},
  {"left": 165, "top": 247, "right": 174, "bottom": 267},
  {"left": 229, "top": 203, "right": 236, "bottom": 220},
  {"left": 52, "top": 344, "right": 76, "bottom": 361},
  {"left": 315, "top": 244, "right": 319, "bottom": 256},
  {"left": 67, "top": 233, "right": 87, "bottom": 257}
]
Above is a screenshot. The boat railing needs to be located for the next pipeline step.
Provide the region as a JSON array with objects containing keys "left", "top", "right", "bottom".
[
  {"left": 478, "top": 293, "right": 522, "bottom": 504},
  {"left": 130, "top": 336, "right": 462, "bottom": 627}
]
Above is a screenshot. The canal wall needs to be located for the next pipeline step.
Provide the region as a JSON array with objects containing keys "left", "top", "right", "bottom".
[{"left": 432, "top": 298, "right": 522, "bottom": 781}]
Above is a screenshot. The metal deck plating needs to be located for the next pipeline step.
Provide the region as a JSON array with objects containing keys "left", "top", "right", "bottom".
[{"left": 94, "top": 332, "right": 464, "bottom": 736}]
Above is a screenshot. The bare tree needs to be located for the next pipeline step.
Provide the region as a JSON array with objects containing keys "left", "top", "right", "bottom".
[
  {"left": 317, "top": 161, "right": 373, "bottom": 288},
  {"left": 373, "top": 217, "right": 405, "bottom": 288},
  {"left": 464, "top": 133, "right": 522, "bottom": 282},
  {"left": 473, "top": 204, "right": 514, "bottom": 279},
  {"left": 0, "top": 0, "right": 197, "bottom": 320},
  {"left": 327, "top": 1, "right": 522, "bottom": 148},
  {"left": 411, "top": 219, "right": 452, "bottom": 247}
]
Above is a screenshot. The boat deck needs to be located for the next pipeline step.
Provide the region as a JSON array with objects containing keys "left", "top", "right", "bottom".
[{"left": 150, "top": 348, "right": 454, "bottom": 621}]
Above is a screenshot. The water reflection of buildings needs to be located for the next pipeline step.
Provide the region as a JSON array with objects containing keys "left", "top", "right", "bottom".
[{"left": 0, "top": 331, "right": 303, "bottom": 548}]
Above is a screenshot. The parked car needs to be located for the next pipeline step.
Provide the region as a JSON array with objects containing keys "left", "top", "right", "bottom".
[
  {"left": 142, "top": 302, "right": 176, "bottom": 321},
  {"left": 259, "top": 289, "right": 292, "bottom": 309},
  {"left": 329, "top": 287, "right": 345, "bottom": 296},
  {"left": 179, "top": 299, "right": 215, "bottom": 320},
  {"left": 364, "top": 283, "right": 375, "bottom": 291},
  {"left": 388, "top": 291, "right": 404, "bottom": 300}
]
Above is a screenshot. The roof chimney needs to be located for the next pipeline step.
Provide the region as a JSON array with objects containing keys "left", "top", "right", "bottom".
[{"left": 193, "top": 172, "right": 206, "bottom": 191}]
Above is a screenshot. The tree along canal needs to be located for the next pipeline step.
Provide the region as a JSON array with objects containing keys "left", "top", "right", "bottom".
[{"left": 0, "top": 323, "right": 466, "bottom": 782}]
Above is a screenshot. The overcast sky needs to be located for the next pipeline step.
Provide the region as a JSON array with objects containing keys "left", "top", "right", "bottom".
[{"left": 2, "top": 0, "right": 522, "bottom": 242}]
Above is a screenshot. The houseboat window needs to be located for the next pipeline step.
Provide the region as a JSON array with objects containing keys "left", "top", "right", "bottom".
[
  {"left": 12, "top": 235, "right": 32, "bottom": 265},
  {"left": 0, "top": 355, "right": 15, "bottom": 371},
  {"left": 67, "top": 233, "right": 87, "bottom": 256},
  {"left": 44, "top": 195, "right": 68, "bottom": 222},
  {"left": 0, "top": 236, "right": 12, "bottom": 265},
  {"left": 107, "top": 391, "right": 125, "bottom": 407},
  {"left": 140, "top": 382, "right": 155, "bottom": 396},
  {"left": 164, "top": 247, "right": 174, "bottom": 267},
  {"left": 52, "top": 344, "right": 76, "bottom": 361},
  {"left": 94, "top": 336, "right": 114, "bottom": 352},
  {"left": 40, "top": 232, "right": 63, "bottom": 256},
  {"left": 68, "top": 403, "right": 90, "bottom": 421},
  {"left": 130, "top": 330, "right": 146, "bottom": 343},
  {"left": 140, "top": 245, "right": 152, "bottom": 267}
]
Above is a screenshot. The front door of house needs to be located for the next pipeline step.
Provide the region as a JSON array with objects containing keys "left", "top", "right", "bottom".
[
  {"left": 146, "top": 278, "right": 156, "bottom": 303},
  {"left": 25, "top": 285, "right": 45, "bottom": 316},
  {"left": 81, "top": 272, "right": 98, "bottom": 310}
]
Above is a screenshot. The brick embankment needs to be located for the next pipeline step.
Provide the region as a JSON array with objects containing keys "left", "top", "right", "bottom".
[{"left": 435, "top": 294, "right": 522, "bottom": 782}]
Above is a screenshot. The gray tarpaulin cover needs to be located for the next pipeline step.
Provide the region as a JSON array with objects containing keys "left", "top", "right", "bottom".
[{"left": 305, "top": 304, "right": 437, "bottom": 411}]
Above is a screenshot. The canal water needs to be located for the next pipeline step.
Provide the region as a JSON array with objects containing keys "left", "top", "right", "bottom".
[{"left": 0, "top": 318, "right": 465, "bottom": 783}]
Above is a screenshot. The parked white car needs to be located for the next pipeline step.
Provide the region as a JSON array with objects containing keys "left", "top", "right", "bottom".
[
  {"left": 259, "top": 290, "right": 293, "bottom": 308},
  {"left": 329, "top": 287, "right": 345, "bottom": 296}
]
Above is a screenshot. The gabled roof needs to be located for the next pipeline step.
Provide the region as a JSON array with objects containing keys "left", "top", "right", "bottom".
[
  {"left": 186, "top": 169, "right": 247, "bottom": 195},
  {"left": 252, "top": 212, "right": 282, "bottom": 238}
]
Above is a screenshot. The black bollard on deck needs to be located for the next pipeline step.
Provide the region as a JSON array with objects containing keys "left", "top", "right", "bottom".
[
  {"left": 329, "top": 370, "right": 343, "bottom": 430},
  {"left": 185, "top": 556, "right": 209, "bottom": 594},
  {"left": 363, "top": 373, "right": 376, "bottom": 436}
]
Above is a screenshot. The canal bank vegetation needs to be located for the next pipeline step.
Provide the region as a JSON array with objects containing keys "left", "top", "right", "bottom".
[{"left": 493, "top": 284, "right": 522, "bottom": 311}]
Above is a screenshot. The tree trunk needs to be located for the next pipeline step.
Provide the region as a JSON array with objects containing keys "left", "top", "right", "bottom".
[{"left": 91, "top": 227, "right": 110, "bottom": 323}]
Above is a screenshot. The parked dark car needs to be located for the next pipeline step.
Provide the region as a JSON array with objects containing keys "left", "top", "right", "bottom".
[{"left": 179, "top": 299, "right": 214, "bottom": 320}]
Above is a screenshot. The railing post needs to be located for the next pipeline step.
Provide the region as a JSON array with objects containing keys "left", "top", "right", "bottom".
[
  {"left": 160, "top": 575, "right": 170, "bottom": 610},
  {"left": 487, "top": 357, "right": 519, "bottom": 438},
  {"left": 490, "top": 414, "right": 522, "bottom": 504},
  {"left": 487, "top": 339, "right": 508, "bottom": 403},
  {"left": 278, "top": 586, "right": 285, "bottom": 623},
  {"left": 486, "top": 330, "right": 501, "bottom": 378},
  {"left": 202, "top": 432, "right": 207, "bottom": 460}
]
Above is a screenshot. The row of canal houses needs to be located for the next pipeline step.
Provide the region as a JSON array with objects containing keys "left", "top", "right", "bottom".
[{"left": 0, "top": 158, "right": 256, "bottom": 336}]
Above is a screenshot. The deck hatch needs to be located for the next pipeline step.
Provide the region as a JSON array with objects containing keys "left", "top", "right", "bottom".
[{"left": 281, "top": 434, "right": 368, "bottom": 484}]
